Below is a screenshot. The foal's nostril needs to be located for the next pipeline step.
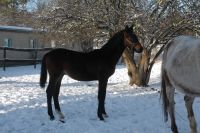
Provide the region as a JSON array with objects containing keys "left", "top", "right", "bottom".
[
  {"left": 134, "top": 42, "right": 143, "bottom": 53},
  {"left": 135, "top": 47, "right": 143, "bottom": 53},
  {"left": 140, "top": 47, "right": 143, "bottom": 52}
]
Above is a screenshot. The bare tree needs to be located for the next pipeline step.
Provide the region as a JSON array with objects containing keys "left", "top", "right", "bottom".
[
  {"left": 34, "top": 0, "right": 137, "bottom": 48},
  {"left": 0, "top": 0, "right": 32, "bottom": 26},
  {"left": 123, "top": 0, "right": 200, "bottom": 86},
  {"left": 34, "top": 0, "right": 200, "bottom": 86}
]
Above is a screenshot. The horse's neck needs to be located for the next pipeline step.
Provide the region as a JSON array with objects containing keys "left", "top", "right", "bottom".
[{"left": 101, "top": 32, "right": 125, "bottom": 65}]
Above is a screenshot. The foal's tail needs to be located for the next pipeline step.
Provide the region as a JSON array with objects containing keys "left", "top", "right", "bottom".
[{"left": 40, "top": 55, "right": 47, "bottom": 88}]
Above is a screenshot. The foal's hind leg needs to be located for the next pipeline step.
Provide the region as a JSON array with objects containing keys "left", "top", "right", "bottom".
[
  {"left": 53, "top": 74, "right": 65, "bottom": 122},
  {"left": 46, "top": 78, "right": 57, "bottom": 120},
  {"left": 184, "top": 96, "right": 197, "bottom": 133},
  {"left": 46, "top": 74, "right": 61, "bottom": 120}
]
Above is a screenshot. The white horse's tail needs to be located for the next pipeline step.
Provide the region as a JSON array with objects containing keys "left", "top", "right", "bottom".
[
  {"left": 160, "top": 40, "right": 173, "bottom": 122},
  {"left": 161, "top": 68, "right": 169, "bottom": 122}
]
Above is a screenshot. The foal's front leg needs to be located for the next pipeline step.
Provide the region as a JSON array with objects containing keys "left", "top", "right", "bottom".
[{"left": 97, "top": 78, "right": 108, "bottom": 120}]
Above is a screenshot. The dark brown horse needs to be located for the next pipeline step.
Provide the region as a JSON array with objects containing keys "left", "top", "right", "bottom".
[{"left": 40, "top": 25, "right": 143, "bottom": 122}]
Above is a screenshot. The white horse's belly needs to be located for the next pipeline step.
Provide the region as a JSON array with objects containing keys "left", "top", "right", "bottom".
[{"left": 167, "top": 68, "right": 200, "bottom": 95}]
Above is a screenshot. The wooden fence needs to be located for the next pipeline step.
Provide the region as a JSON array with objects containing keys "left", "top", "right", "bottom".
[{"left": 0, "top": 47, "right": 53, "bottom": 71}]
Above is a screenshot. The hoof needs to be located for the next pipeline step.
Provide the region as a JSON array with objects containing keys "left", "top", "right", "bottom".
[
  {"left": 99, "top": 117, "right": 104, "bottom": 121},
  {"left": 98, "top": 114, "right": 105, "bottom": 121},
  {"left": 50, "top": 116, "right": 55, "bottom": 121},
  {"left": 103, "top": 114, "right": 109, "bottom": 118},
  {"left": 98, "top": 110, "right": 108, "bottom": 121},
  {"left": 59, "top": 119, "right": 65, "bottom": 123}
]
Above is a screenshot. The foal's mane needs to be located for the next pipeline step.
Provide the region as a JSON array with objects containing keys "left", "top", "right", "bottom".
[{"left": 100, "top": 30, "right": 124, "bottom": 51}]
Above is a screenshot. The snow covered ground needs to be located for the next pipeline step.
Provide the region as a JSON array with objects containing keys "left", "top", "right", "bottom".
[{"left": 0, "top": 61, "right": 200, "bottom": 133}]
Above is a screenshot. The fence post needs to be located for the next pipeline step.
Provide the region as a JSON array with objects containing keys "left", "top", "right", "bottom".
[
  {"left": 34, "top": 48, "right": 38, "bottom": 69},
  {"left": 3, "top": 47, "right": 6, "bottom": 71}
]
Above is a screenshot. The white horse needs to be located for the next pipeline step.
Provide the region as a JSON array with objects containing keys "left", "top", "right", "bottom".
[{"left": 161, "top": 35, "right": 200, "bottom": 133}]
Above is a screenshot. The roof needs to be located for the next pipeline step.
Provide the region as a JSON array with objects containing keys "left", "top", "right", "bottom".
[{"left": 0, "top": 25, "right": 34, "bottom": 32}]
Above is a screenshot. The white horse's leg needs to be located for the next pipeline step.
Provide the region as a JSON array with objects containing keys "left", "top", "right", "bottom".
[
  {"left": 184, "top": 96, "right": 197, "bottom": 133},
  {"left": 166, "top": 87, "right": 178, "bottom": 133}
]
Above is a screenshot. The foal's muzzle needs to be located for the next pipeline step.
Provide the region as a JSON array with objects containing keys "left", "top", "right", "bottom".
[{"left": 132, "top": 42, "right": 143, "bottom": 53}]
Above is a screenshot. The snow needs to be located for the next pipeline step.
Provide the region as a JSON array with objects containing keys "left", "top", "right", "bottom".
[{"left": 0, "top": 61, "right": 200, "bottom": 133}]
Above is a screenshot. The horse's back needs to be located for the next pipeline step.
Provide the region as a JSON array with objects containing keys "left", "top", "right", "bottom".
[
  {"left": 44, "top": 48, "right": 100, "bottom": 81},
  {"left": 162, "top": 36, "right": 200, "bottom": 95}
]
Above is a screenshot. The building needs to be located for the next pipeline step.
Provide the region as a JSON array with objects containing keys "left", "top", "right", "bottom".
[
  {"left": 0, "top": 25, "right": 50, "bottom": 67},
  {"left": 0, "top": 25, "right": 46, "bottom": 48}
]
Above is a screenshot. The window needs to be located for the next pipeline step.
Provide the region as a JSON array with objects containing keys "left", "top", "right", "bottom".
[
  {"left": 4, "top": 38, "right": 12, "bottom": 47},
  {"left": 30, "top": 39, "right": 36, "bottom": 48},
  {"left": 51, "top": 40, "right": 56, "bottom": 48}
]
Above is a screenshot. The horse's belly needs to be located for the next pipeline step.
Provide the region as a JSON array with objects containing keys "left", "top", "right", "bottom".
[
  {"left": 64, "top": 70, "right": 97, "bottom": 81},
  {"left": 168, "top": 71, "right": 200, "bottom": 94},
  {"left": 166, "top": 55, "right": 200, "bottom": 95}
]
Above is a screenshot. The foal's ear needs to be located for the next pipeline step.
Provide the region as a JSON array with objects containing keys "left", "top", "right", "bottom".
[
  {"left": 130, "top": 24, "right": 133, "bottom": 31},
  {"left": 125, "top": 25, "right": 133, "bottom": 32},
  {"left": 125, "top": 25, "right": 129, "bottom": 31}
]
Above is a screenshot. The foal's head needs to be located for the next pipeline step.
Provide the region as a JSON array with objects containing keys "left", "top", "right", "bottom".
[{"left": 123, "top": 25, "right": 143, "bottom": 53}]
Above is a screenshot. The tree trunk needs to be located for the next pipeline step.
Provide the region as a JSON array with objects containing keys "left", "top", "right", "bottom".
[
  {"left": 122, "top": 48, "right": 141, "bottom": 86},
  {"left": 138, "top": 48, "right": 150, "bottom": 86},
  {"left": 122, "top": 48, "right": 150, "bottom": 86}
]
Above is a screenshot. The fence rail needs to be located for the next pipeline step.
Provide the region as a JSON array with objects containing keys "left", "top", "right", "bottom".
[{"left": 0, "top": 47, "right": 53, "bottom": 71}]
